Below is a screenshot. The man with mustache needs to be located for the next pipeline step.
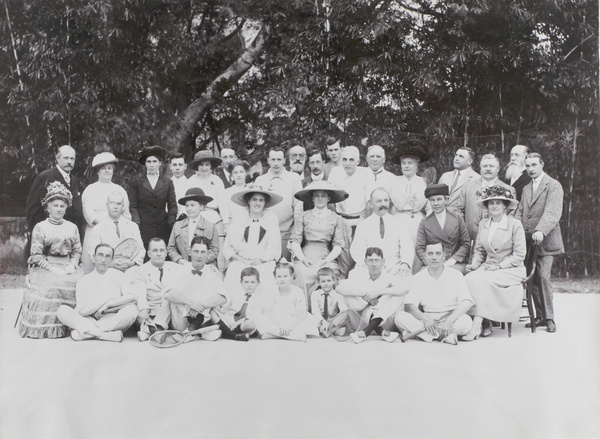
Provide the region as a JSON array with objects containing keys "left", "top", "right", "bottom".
[
  {"left": 351, "top": 188, "right": 414, "bottom": 276},
  {"left": 503, "top": 144, "right": 532, "bottom": 201},
  {"left": 287, "top": 145, "right": 308, "bottom": 177},
  {"left": 457, "top": 154, "right": 516, "bottom": 242}
]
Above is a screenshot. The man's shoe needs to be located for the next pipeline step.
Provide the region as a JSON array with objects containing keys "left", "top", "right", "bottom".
[
  {"left": 546, "top": 319, "right": 556, "bottom": 333},
  {"left": 202, "top": 329, "right": 222, "bottom": 341},
  {"left": 99, "top": 330, "right": 123, "bottom": 342},
  {"left": 350, "top": 331, "right": 367, "bottom": 344},
  {"left": 525, "top": 318, "right": 547, "bottom": 328},
  {"left": 381, "top": 330, "right": 399, "bottom": 343},
  {"left": 70, "top": 330, "right": 95, "bottom": 341},
  {"left": 442, "top": 334, "right": 458, "bottom": 345}
]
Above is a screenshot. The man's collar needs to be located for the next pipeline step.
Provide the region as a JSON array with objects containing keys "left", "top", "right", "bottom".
[
  {"left": 371, "top": 168, "right": 383, "bottom": 174},
  {"left": 56, "top": 166, "right": 70, "bottom": 179},
  {"left": 311, "top": 172, "right": 325, "bottom": 181}
]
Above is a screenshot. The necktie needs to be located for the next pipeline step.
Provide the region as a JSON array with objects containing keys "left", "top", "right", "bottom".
[
  {"left": 114, "top": 220, "right": 120, "bottom": 238},
  {"left": 158, "top": 268, "right": 164, "bottom": 282},
  {"left": 450, "top": 170, "right": 460, "bottom": 193},
  {"left": 323, "top": 292, "right": 329, "bottom": 320},
  {"left": 379, "top": 216, "right": 385, "bottom": 239},
  {"left": 235, "top": 294, "right": 252, "bottom": 321},
  {"left": 191, "top": 269, "right": 203, "bottom": 276}
]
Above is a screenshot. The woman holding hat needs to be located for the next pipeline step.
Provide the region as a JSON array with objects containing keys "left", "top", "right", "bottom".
[
  {"left": 223, "top": 184, "right": 283, "bottom": 294},
  {"left": 81, "top": 152, "right": 131, "bottom": 273},
  {"left": 462, "top": 186, "right": 526, "bottom": 340},
  {"left": 167, "top": 187, "right": 220, "bottom": 266},
  {"left": 290, "top": 180, "right": 349, "bottom": 301},
  {"left": 18, "top": 181, "right": 83, "bottom": 338},
  {"left": 390, "top": 141, "right": 431, "bottom": 244},
  {"left": 128, "top": 146, "right": 177, "bottom": 249}
]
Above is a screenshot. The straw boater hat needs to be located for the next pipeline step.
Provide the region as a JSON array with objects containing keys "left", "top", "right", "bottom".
[
  {"left": 424, "top": 183, "right": 449, "bottom": 198},
  {"left": 476, "top": 185, "right": 519, "bottom": 210},
  {"left": 293, "top": 180, "right": 349, "bottom": 204},
  {"left": 188, "top": 150, "right": 222, "bottom": 170},
  {"left": 138, "top": 146, "right": 167, "bottom": 164},
  {"left": 41, "top": 181, "right": 73, "bottom": 207},
  {"left": 230, "top": 183, "right": 283, "bottom": 209},
  {"left": 178, "top": 187, "right": 214, "bottom": 206},
  {"left": 91, "top": 152, "right": 119, "bottom": 171}
]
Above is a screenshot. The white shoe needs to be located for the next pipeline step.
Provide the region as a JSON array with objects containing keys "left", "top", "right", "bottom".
[
  {"left": 137, "top": 330, "right": 150, "bottom": 342},
  {"left": 442, "top": 334, "right": 458, "bottom": 345},
  {"left": 99, "top": 331, "right": 123, "bottom": 342},
  {"left": 381, "top": 330, "right": 399, "bottom": 343},
  {"left": 350, "top": 331, "right": 366, "bottom": 344},
  {"left": 70, "top": 330, "right": 95, "bottom": 341},
  {"left": 202, "top": 329, "right": 222, "bottom": 341}
]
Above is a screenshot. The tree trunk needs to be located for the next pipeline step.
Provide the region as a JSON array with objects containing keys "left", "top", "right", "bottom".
[
  {"left": 499, "top": 84, "right": 505, "bottom": 153},
  {"left": 565, "top": 116, "right": 578, "bottom": 278},
  {"left": 159, "top": 28, "right": 266, "bottom": 153}
]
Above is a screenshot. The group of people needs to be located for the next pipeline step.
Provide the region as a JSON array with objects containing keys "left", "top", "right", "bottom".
[{"left": 18, "top": 138, "right": 564, "bottom": 344}]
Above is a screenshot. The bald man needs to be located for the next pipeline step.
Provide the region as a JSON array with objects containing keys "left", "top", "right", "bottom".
[{"left": 26, "top": 145, "right": 84, "bottom": 237}]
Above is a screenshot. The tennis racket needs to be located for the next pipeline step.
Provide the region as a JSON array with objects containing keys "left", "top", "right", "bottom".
[{"left": 148, "top": 325, "right": 220, "bottom": 348}]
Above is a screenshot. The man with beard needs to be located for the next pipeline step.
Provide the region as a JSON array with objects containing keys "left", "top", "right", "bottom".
[
  {"left": 287, "top": 145, "right": 308, "bottom": 177},
  {"left": 351, "top": 188, "right": 414, "bottom": 276},
  {"left": 503, "top": 144, "right": 531, "bottom": 201},
  {"left": 457, "top": 154, "right": 516, "bottom": 242}
]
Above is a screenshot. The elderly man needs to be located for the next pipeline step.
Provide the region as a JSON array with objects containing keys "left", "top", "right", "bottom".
[
  {"left": 255, "top": 147, "right": 303, "bottom": 260},
  {"left": 438, "top": 147, "right": 480, "bottom": 213},
  {"left": 129, "top": 238, "right": 183, "bottom": 340},
  {"left": 85, "top": 191, "right": 145, "bottom": 272},
  {"left": 351, "top": 188, "right": 414, "bottom": 276},
  {"left": 457, "top": 154, "right": 516, "bottom": 242},
  {"left": 57, "top": 244, "right": 141, "bottom": 342},
  {"left": 216, "top": 147, "right": 238, "bottom": 188},
  {"left": 288, "top": 145, "right": 308, "bottom": 177},
  {"left": 415, "top": 184, "right": 470, "bottom": 274},
  {"left": 337, "top": 247, "right": 409, "bottom": 343},
  {"left": 323, "top": 137, "right": 342, "bottom": 175},
  {"left": 365, "top": 145, "right": 395, "bottom": 206},
  {"left": 328, "top": 146, "right": 370, "bottom": 233},
  {"left": 394, "top": 243, "right": 474, "bottom": 344},
  {"left": 168, "top": 153, "right": 191, "bottom": 219},
  {"left": 504, "top": 144, "right": 532, "bottom": 201},
  {"left": 167, "top": 187, "right": 219, "bottom": 266},
  {"left": 26, "top": 144, "right": 84, "bottom": 237},
  {"left": 515, "top": 153, "right": 564, "bottom": 333},
  {"left": 163, "top": 236, "right": 226, "bottom": 337}
]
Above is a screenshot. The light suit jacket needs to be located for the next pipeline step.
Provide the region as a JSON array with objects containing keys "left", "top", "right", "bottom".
[
  {"left": 167, "top": 216, "right": 220, "bottom": 264},
  {"left": 438, "top": 167, "right": 480, "bottom": 212},
  {"left": 515, "top": 174, "right": 564, "bottom": 256},
  {"left": 415, "top": 210, "right": 471, "bottom": 266},
  {"left": 470, "top": 215, "right": 526, "bottom": 269}
]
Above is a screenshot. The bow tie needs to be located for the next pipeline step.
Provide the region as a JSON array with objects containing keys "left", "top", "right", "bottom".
[{"left": 191, "top": 269, "right": 203, "bottom": 276}]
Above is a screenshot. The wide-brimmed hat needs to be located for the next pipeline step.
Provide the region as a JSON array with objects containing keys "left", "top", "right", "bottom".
[
  {"left": 178, "top": 187, "right": 214, "bottom": 206},
  {"left": 138, "top": 146, "right": 167, "bottom": 164},
  {"left": 424, "top": 183, "right": 449, "bottom": 198},
  {"left": 230, "top": 183, "right": 283, "bottom": 209},
  {"left": 189, "top": 150, "right": 222, "bottom": 171},
  {"left": 41, "top": 181, "right": 73, "bottom": 207},
  {"left": 476, "top": 185, "right": 518, "bottom": 210},
  {"left": 92, "top": 152, "right": 119, "bottom": 170},
  {"left": 395, "top": 139, "right": 429, "bottom": 163},
  {"left": 293, "top": 180, "right": 349, "bottom": 204}
]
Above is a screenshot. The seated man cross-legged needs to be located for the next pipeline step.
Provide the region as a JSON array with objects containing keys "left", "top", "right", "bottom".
[
  {"left": 394, "top": 243, "right": 474, "bottom": 345},
  {"left": 57, "top": 244, "right": 140, "bottom": 342}
]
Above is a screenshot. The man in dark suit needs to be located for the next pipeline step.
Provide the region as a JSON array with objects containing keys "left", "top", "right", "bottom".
[
  {"left": 503, "top": 144, "right": 532, "bottom": 201},
  {"left": 415, "top": 184, "right": 471, "bottom": 274},
  {"left": 300, "top": 147, "right": 328, "bottom": 210},
  {"left": 515, "top": 153, "right": 564, "bottom": 333},
  {"left": 215, "top": 148, "right": 237, "bottom": 189},
  {"left": 25, "top": 145, "right": 84, "bottom": 236}
]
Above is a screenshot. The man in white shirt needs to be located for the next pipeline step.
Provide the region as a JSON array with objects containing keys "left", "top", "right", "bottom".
[
  {"left": 323, "top": 137, "right": 342, "bottom": 175},
  {"left": 438, "top": 147, "right": 480, "bottom": 213},
  {"left": 255, "top": 147, "right": 303, "bottom": 260},
  {"left": 57, "top": 244, "right": 140, "bottom": 342},
  {"left": 86, "top": 191, "right": 145, "bottom": 271},
  {"left": 394, "top": 243, "right": 474, "bottom": 344},
  {"left": 364, "top": 145, "right": 396, "bottom": 215},
  {"left": 351, "top": 188, "right": 414, "bottom": 275},
  {"left": 169, "top": 153, "right": 191, "bottom": 219},
  {"left": 457, "top": 154, "right": 516, "bottom": 242}
]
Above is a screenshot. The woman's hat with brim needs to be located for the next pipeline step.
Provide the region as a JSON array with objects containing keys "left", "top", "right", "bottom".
[
  {"left": 230, "top": 183, "right": 283, "bottom": 209},
  {"left": 178, "top": 187, "right": 214, "bottom": 206},
  {"left": 92, "top": 152, "right": 119, "bottom": 171},
  {"left": 293, "top": 180, "right": 349, "bottom": 204},
  {"left": 395, "top": 139, "right": 429, "bottom": 163},
  {"left": 41, "top": 181, "right": 73, "bottom": 207},
  {"left": 476, "top": 185, "right": 519, "bottom": 210},
  {"left": 138, "top": 146, "right": 167, "bottom": 164},
  {"left": 188, "top": 150, "right": 222, "bottom": 171},
  {"left": 424, "top": 183, "right": 449, "bottom": 198}
]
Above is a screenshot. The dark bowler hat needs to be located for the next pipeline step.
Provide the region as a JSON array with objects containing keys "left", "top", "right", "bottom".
[
  {"left": 188, "top": 150, "right": 222, "bottom": 170},
  {"left": 424, "top": 184, "right": 449, "bottom": 198},
  {"left": 178, "top": 187, "right": 214, "bottom": 206},
  {"left": 138, "top": 146, "right": 167, "bottom": 164}
]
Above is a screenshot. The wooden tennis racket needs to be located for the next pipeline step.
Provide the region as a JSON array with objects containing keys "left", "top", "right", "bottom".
[{"left": 148, "top": 325, "right": 220, "bottom": 348}]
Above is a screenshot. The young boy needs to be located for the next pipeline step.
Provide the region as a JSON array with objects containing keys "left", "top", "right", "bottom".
[{"left": 310, "top": 267, "right": 358, "bottom": 339}]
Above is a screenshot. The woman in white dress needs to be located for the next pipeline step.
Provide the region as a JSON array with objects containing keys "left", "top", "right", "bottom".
[
  {"left": 224, "top": 159, "right": 251, "bottom": 225},
  {"left": 390, "top": 143, "right": 431, "bottom": 245},
  {"left": 81, "top": 152, "right": 130, "bottom": 273}
]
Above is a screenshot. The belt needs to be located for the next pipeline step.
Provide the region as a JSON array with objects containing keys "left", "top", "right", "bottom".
[{"left": 339, "top": 214, "right": 361, "bottom": 220}]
